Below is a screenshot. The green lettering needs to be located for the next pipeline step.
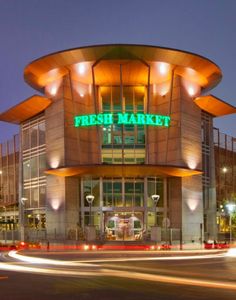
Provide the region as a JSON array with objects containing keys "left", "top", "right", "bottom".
[
  {"left": 136, "top": 113, "right": 145, "bottom": 125},
  {"left": 103, "top": 113, "right": 113, "bottom": 125},
  {"left": 81, "top": 115, "right": 89, "bottom": 126},
  {"left": 128, "top": 113, "right": 137, "bottom": 124},
  {"left": 145, "top": 114, "right": 155, "bottom": 125},
  {"left": 74, "top": 116, "right": 81, "bottom": 127},
  {"left": 163, "top": 116, "right": 171, "bottom": 127},
  {"left": 89, "top": 114, "right": 97, "bottom": 125},
  {"left": 117, "top": 113, "right": 129, "bottom": 124},
  {"left": 155, "top": 115, "right": 163, "bottom": 126},
  {"left": 74, "top": 113, "right": 171, "bottom": 128},
  {"left": 97, "top": 114, "right": 104, "bottom": 125}
]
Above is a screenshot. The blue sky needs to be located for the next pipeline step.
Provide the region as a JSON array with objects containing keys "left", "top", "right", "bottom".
[{"left": 0, "top": 0, "right": 235, "bottom": 142}]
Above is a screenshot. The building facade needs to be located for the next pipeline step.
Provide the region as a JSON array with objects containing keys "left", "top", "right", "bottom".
[
  {"left": 0, "top": 45, "right": 235, "bottom": 247},
  {"left": 214, "top": 128, "right": 236, "bottom": 239}
]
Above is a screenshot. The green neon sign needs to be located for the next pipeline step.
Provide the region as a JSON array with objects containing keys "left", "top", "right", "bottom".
[{"left": 74, "top": 113, "right": 171, "bottom": 127}]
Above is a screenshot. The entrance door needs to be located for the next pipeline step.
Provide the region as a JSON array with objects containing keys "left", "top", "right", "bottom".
[{"left": 104, "top": 212, "right": 143, "bottom": 241}]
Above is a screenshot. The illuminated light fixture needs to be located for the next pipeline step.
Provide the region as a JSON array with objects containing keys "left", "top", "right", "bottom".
[
  {"left": 50, "top": 157, "right": 60, "bottom": 169},
  {"left": 79, "top": 92, "right": 84, "bottom": 98},
  {"left": 182, "top": 77, "right": 199, "bottom": 98},
  {"left": 158, "top": 62, "right": 170, "bottom": 75},
  {"left": 187, "top": 198, "right": 199, "bottom": 212},
  {"left": 50, "top": 86, "right": 57, "bottom": 96},
  {"left": 20, "top": 197, "right": 28, "bottom": 205},
  {"left": 186, "top": 160, "right": 197, "bottom": 170},
  {"left": 188, "top": 86, "right": 195, "bottom": 97},
  {"left": 159, "top": 87, "right": 169, "bottom": 97},
  {"left": 46, "top": 78, "right": 62, "bottom": 97},
  {"left": 78, "top": 63, "right": 86, "bottom": 75},
  {"left": 222, "top": 167, "right": 227, "bottom": 173},
  {"left": 151, "top": 193, "right": 160, "bottom": 227},
  {"left": 226, "top": 203, "right": 236, "bottom": 213},
  {"left": 153, "top": 81, "right": 170, "bottom": 97},
  {"left": 151, "top": 194, "right": 160, "bottom": 205},
  {"left": 51, "top": 199, "right": 61, "bottom": 210}
]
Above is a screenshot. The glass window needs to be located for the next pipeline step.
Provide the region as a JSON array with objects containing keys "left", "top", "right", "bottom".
[
  {"left": 22, "top": 188, "right": 30, "bottom": 209},
  {"left": 113, "top": 181, "right": 122, "bottom": 206},
  {"left": 147, "top": 178, "right": 163, "bottom": 207},
  {"left": 39, "top": 186, "right": 46, "bottom": 207},
  {"left": 137, "top": 127, "right": 145, "bottom": 144},
  {"left": 125, "top": 195, "right": 132, "bottom": 207},
  {"left": 91, "top": 179, "right": 100, "bottom": 207},
  {"left": 30, "top": 156, "right": 38, "bottom": 179},
  {"left": 31, "top": 186, "right": 39, "bottom": 208},
  {"left": 39, "top": 154, "right": 46, "bottom": 177},
  {"left": 124, "top": 86, "right": 133, "bottom": 112},
  {"left": 23, "top": 160, "right": 30, "bottom": 180},
  {"left": 112, "top": 87, "right": 121, "bottom": 111},
  {"left": 30, "top": 125, "right": 38, "bottom": 148},
  {"left": 101, "top": 85, "right": 145, "bottom": 164},
  {"left": 22, "top": 128, "right": 30, "bottom": 151},
  {"left": 124, "top": 136, "right": 135, "bottom": 144},
  {"left": 38, "top": 122, "right": 45, "bottom": 145},
  {"left": 83, "top": 178, "right": 100, "bottom": 207}
]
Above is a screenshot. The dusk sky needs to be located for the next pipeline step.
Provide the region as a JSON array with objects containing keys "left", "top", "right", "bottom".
[{"left": 0, "top": 0, "right": 235, "bottom": 143}]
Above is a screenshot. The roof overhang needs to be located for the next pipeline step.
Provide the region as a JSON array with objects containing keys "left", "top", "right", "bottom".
[
  {"left": 45, "top": 164, "right": 202, "bottom": 178},
  {"left": 194, "top": 95, "right": 236, "bottom": 117},
  {"left": 0, "top": 95, "right": 52, "bottom": 124},
  {"left": 24, "top": 44, "right": 222, "bottom": 92}
]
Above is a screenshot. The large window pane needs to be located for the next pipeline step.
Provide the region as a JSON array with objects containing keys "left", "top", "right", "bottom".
[
  {"left": 39, "top": 186, "right": 46, "bottom": 207},
  {"left": 30, "top": 125, "right": 38, "bottom": 148},
  {"left": 30, "top": 156, "right": 38, "bottom": 179},
  {"left": 22, "top": 128, "right": 30, "bottom": 151},
  {"left": 38, "top": 122, "right": 45, "bottom": 145},
  {"left": 101, "top": 85, "right": 145, "bottom": 164},
  {"left": 31, "top": 186, "right": 39, "bottom": 208},
  {"left": 39, "top": 154, "right": 46, "bottom": 177},
  {"left": 23, "top": 160, "right": 30, "bottom": 180}
]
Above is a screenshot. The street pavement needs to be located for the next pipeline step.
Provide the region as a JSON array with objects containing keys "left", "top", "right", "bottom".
[{"left": 0, "top": 249, "right": 236, "bottom": 300}]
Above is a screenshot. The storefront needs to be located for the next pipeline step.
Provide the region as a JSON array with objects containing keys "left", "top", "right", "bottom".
[{"left": 0, "top": 44, "right": 235, "bottom": 246}]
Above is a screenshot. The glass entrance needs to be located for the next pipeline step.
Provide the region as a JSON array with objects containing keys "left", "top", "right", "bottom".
[{"left": 105, "top": 212, "right": 143, "bottom": 241}]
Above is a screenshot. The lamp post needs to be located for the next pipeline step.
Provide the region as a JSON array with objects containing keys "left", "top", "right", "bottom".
[
  {"left": 151, "top": 194, "right": 160, "bottom": 226},
  {"left": 226, "top": 203, "right": 236, "bottom": 246},
  {"left": 20, "top": 197, "right": 28, "bottom": 241},
  {"left": 86, "top": 195, "right": 94, "bottom": 226}
]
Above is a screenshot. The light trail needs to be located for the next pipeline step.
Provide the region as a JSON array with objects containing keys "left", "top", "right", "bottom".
[
  {"left": 8, "top": 250, "right": 226, "bottom": 265},
  {"left": 1, "top": 259, "right": 236, "bottom": 291},
  {"left": 0, "top": 249, "right": 234, "bottom": 291},
  {"left": 8, "top": 251, "right": 97, "bottom": 267},
  {"left": 225, "top": 248, "right": 236, "bottom": 257},
  {"left": 0, "top": 262, "right": 97, "bottom": 277}
]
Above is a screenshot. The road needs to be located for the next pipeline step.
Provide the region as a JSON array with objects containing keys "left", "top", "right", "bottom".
[{"left": 0, "top": 249, "right": 236, "bottom": 300}]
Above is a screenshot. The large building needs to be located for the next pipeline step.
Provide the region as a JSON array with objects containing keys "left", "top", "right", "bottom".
[
  {"left": 0, "top": 44, "right": 235, "bottom": 247},
  {"left": 214, "top": 128, "right": 236, "bottom": 240}
]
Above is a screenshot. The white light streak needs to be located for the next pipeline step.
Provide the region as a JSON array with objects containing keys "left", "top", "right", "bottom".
[{"left": 0, "top": 251, "right": 235, "bottom": 291}]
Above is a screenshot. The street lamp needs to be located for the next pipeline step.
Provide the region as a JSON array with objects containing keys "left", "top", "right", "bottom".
[
  {"left": 151, "top": 194, "right": 160, "bottom": 226},
  {"left": 226, "top": 203, "right": 236, "bottom": 246},
  {"left": 86, "top": 195, "right": 94, "bottom": 226},
  {"left": 20, "top": 197, "right": 28, "bottom": 241}
]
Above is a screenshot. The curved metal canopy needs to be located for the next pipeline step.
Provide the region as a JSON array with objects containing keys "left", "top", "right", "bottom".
[
  {"left": 24, "top": 44, "right": 222, "bottom": 92},
  {"left": 45, "top": 164, "right": 202, "bottom": 178}
]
